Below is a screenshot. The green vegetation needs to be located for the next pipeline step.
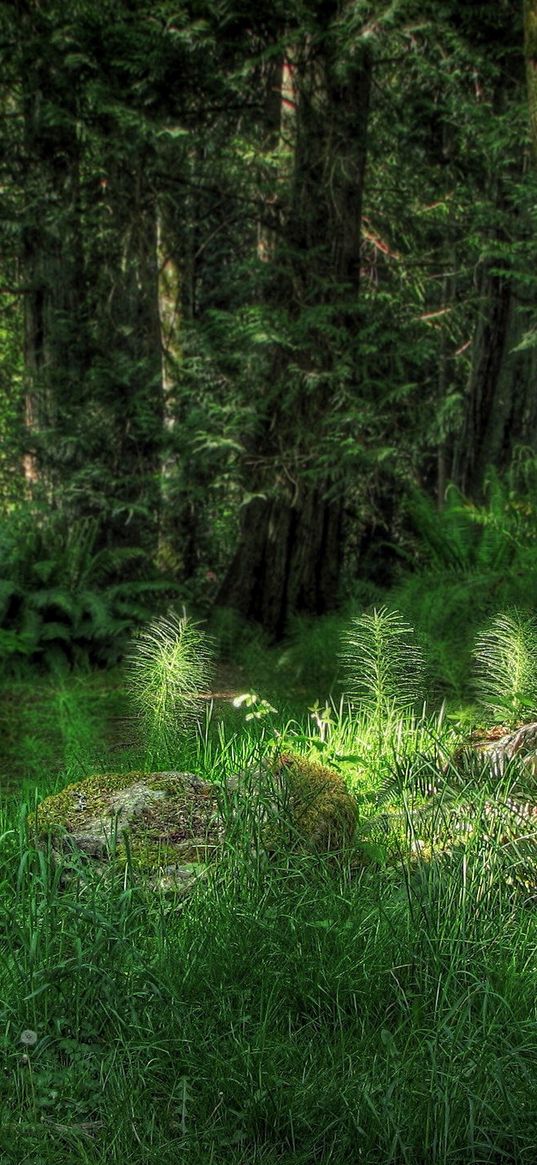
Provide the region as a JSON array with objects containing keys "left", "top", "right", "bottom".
[
  {"left": 2, "top": 0, "right": 537, "bottom": 1159},
  {"left": 473, "top": 610, "right": 537, "bottom": 726},
  {"left": 340, "top": 607, "right": 424, "bottom": 721},
  {"left": 127, "top": 612, "right": 214, "bottom": 760},
  {"left": 0, "top": 612, "right": 535, "bottom": 1162}
]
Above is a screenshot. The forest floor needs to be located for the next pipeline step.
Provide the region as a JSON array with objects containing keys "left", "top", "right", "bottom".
[
  {"left": 0, "top": 656, "right": 536, "bottom": 1164},
  {"left": 0, "top": 657, "right": 319, "bottom": 793}
]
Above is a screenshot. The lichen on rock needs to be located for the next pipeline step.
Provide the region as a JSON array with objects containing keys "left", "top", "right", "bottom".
[
  {"left": 36, "top": 770, "right": 224, "bottom": 878},
  {"left": 34, "top": 753, "right": 357, "bottom": 893}
]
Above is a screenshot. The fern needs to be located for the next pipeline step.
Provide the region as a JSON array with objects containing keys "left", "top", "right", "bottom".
[
  {"left": 406, "top": 478, "right": 516, "bottom": 576},
  {"left": 83, "top": 544, "right": 147, "bottom": 587},
  {"left": 39, "top": 621, "right": 73, "bottom": 642},
  {"left": 473, "top": 610, "right": 537, "bottom": 726},
  {"left": 405, "top": 485, "right": 475, "bottom": 572},
  {"left": 75, "top": 592, "right": 117, "bottom": 637},
  {"left": 340, "top": 607, "right": 424, "bottom": 721},
  {"left": 28, "top": 589, "right": 77, "bottom": 618},
  {"left": 0, "top": 506, "right": 179, "bottom": 669}
]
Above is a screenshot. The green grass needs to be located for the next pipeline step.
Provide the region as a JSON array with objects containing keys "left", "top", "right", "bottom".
[{"left": 0, "top": 662, "right": 536, "bottom": 1163}]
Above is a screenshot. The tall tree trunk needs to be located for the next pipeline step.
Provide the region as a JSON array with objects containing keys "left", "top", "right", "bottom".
[
  {"left": 219, "top": 489, "right": 344, "bottom": 638},
  {"left": 453, "top": 28, "right": 537, "bottom": 501},
  {"left": 217, "top": 5, "right": 372, "bottom": 636},
  {"left": 525, "top": 0, "right": 537, "bottom": 159},
  {"left": 20, "top": 25, "right": 87, "bottom": 496},
  {"left": 453, "top": 221, "right": 537, "bottom": 497},
  {"left": 91, "top": 153, "right": 164, "bottom": 554}
]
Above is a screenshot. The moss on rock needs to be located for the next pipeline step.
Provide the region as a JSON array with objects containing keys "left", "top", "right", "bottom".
[
  {"left": 226, "top": 752, "right": 357, "bottom": 854},
  {"left": 265, "top": 752, "right": 357, "bottom": 853},
  {"left": 281, "top": 753, "right": 357, "bottom": 849},
  {"left": 34, "top": 753, "right": 357, "bottom": 890},
  {"left": 36, "top": 770, "right": 223, "bottom": 871}
]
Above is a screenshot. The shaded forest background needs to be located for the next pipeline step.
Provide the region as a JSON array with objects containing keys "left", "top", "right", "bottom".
[{"left": 2, "top": 0, "right": 537, "bottom": 678}]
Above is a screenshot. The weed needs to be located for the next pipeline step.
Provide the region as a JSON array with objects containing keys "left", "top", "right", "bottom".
[{"left": 127, "top": 612, "right": 214, "bottom": 762}]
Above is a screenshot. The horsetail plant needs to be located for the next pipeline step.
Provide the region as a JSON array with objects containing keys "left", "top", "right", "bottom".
[{"left": 127, "top": 611, "right": 214, "bottom": 761}]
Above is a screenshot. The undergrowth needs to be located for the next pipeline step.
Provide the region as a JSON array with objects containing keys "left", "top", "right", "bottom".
[
  {"left": 0, "top": 746, "right": 537, "bottom": 1164},
  {"left": 0, "top": 508, "right": 177, "bottom": 672},
  {"left": 0, "top": 608, "right": 537, "bottom": 1162}
]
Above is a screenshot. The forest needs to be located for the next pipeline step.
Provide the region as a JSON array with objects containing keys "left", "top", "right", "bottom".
[{"left": 1, "top": 1, "right": 537, "bottom": 1162}]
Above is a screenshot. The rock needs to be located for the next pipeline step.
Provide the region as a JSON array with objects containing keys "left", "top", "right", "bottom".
[
  {"left": 36, "top": 771, "right": 224, "bottom": 890},
  {"left": 35, "top": 754, "right": 357, "bottom": 892},
  {"left": 456, "top": 721, "right": 537, "bottom": 778},
  {"left": 244, "top": 752, "right": 357, "bottom": 854},
  {"left": 450, "top": 723, "right": 537, "bottom": 857}
]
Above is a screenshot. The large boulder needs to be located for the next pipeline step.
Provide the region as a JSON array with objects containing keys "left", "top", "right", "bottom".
[{"left": 35, "top": 754, "right": 357, "bottom": 892}]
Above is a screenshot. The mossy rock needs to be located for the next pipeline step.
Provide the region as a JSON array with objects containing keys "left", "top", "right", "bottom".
[
  {"left": 229, "top": 752, "right": 357, "bottom": 854},
  {"left": 35, "top": 770, "right": 223, "bottom": 893},
  {"left": 270, "top": 752, "right": 357, "bottom": 851},
  {"left": 35, "top": 754, "right": 357, "bottom": 892}
]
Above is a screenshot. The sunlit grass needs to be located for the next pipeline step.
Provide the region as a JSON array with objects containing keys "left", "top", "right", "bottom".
[{"left": 0, "top": 647, "right": 537, "bottom": 1163}]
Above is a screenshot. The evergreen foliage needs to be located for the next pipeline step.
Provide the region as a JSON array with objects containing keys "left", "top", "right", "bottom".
[{"left": 0, "top": 0, "right": 534, "bottom": 636}]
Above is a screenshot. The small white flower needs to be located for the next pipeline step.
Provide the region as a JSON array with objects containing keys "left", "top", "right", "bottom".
[{"left": 20, "top": 1030, "right": 37, "bottom": 1048}]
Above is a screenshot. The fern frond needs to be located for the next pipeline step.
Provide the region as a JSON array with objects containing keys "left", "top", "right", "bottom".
[
  {"left": 39, "top": 621, "right": 73, "bottom": 642},
  {"left": 406, "top": 486, "right": 475, "bottom": 572},
  {"left": 84, "top": 545, "right": 147, "bottom": 585},
  {"left": 27, "top": 589, "right": 77, "bottom": 618},
  {"left": 75, "top": 592, "right": 115, "bottom": 636}
]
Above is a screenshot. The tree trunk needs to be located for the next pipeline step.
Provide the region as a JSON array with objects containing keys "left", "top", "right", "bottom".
[
  {"left": 217, "top": 5, "right": 372, "bottom": 636},
  {"left": 454, "top": 256, "right": 537, "bottom": 497},
  {"left": 20, "top": 32, "right": 87, "bottom": 496},
  {"left": 525, "top": 0, "right": 537, "bottom": 159},
  {"left": 90, "top": 155, "right": 164, "bottom": 554},
  {"left": 219, "top": 489, "right": 343, "bottom": 638}
]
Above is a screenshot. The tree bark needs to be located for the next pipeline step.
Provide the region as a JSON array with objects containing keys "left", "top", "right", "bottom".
[
  {"left": 525, "top": 0, "right": 537, "bottom": 160},
  {"left": 453, "top": 244, "right": 537, "bottom": 497},
  {"left": 452, "top": 29, "right": 537, "bottom": 501},
  {"left": 220, "top": 489, "right": 344, "bottom": 638},
  {"left": 217, "top": 4, "right": 372, "bottom": 636}
]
